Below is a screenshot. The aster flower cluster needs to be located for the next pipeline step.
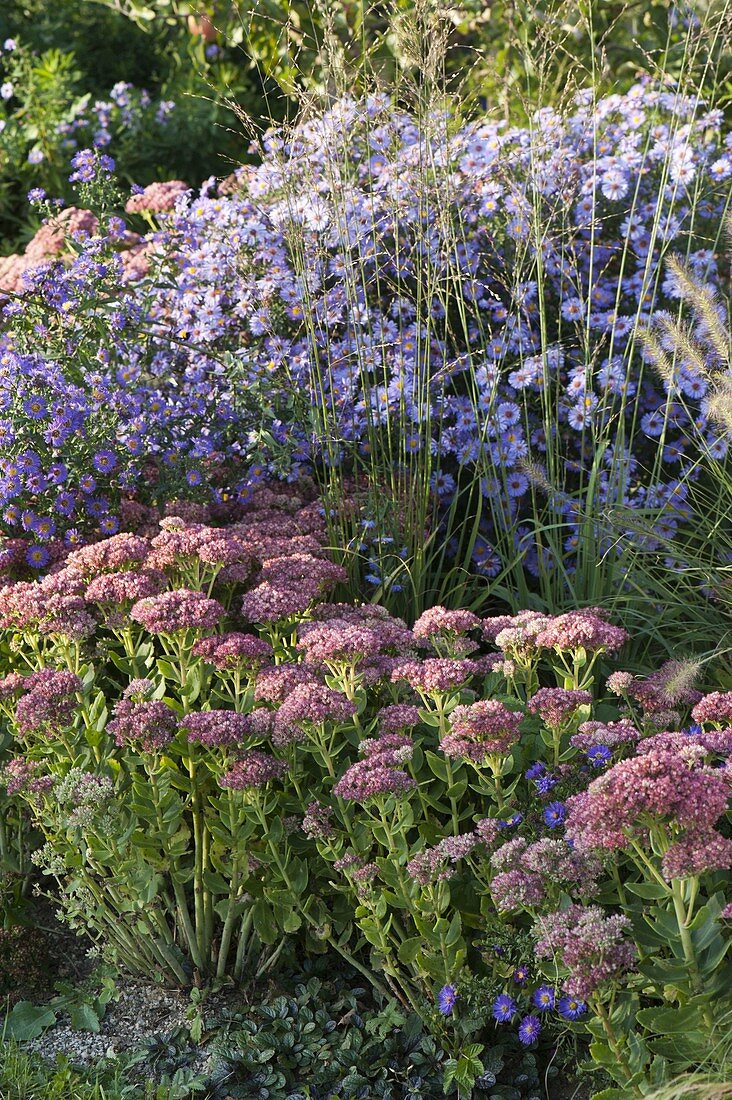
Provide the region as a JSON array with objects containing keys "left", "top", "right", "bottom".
[
  {"left": 222, "top": 87, "right": 728, "bottom": 581},
  {"left": 491, "top": 975, "right": 586, "bottom": 1046},
  {"left": 2, "top": 85, "right": 727, "bottom": 585}
]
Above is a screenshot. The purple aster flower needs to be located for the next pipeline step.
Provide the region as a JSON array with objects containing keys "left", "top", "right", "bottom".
[
  {"left": 492, "top": 994, "right": 517, "bottom": 1022},
  {"left": 512, "top": 966, "right": 530, "bottom": 985},
  {"left": 586, "top": 745, "right": 612, "bottom": 767},
  {"left": 53, "top": 490, "right": 76, "bottom": 514},
  {"left": 25, "top": 544, "right": 49, "bottom": 568},
  {"left": 517, "top": 1014, "right": 541, "bottom": 1044},
  {"left": 532, "top": 986, "right": 555, "bottom": 1012},
  {"left": 543, "top": 801, "right": 567, "bottom": 828},
  {"left": 557, "top": 996, "right": 587, "bottom": 1020},
  {"left": 437, "top": 984, "right": 458, "bottom": 1016},
  {"left": 30, "top": 516, "right": 55, "bottom": 540},
  {"left": 93, "top": 450, "right": 117, "bottom": 473},
  {"left": 99, "top": 515, "right": 120, "bottom": 535},
  {"left": 22, "top": 396, "right": 47, "bottom": 420}
]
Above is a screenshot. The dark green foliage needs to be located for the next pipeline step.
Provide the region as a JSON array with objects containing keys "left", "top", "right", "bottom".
[
  {"left": 0, "top": 923, "right": 52, "bottom": 1005},
  {"left": 182, "top": 960, "right": 552, "bottom": 1099}
]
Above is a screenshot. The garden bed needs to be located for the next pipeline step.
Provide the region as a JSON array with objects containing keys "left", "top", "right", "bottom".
[{"left": 1, "top": 3, "right": 732, "bottom": 1098}]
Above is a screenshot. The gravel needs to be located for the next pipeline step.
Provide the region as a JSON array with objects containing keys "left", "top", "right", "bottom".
[{"left": 25, "top": 979, "right": 195, "bottom": 1067}]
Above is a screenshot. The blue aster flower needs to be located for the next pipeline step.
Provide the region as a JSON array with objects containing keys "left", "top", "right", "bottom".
[
  {"left": 587, "top": 745, "right": 612, "bottom": 767},
  {"left": 543, "top": 801, "right": 566, "bottom": 828},
  {"left": 532, "top": 986, "right": 555, "bottom": 1012},
  {"left": 22, "top": 396, "right": 47, "bottom": 420},
  {"left": 517, "top": 1014, "right": 541, "bottom": 1044},
  {"left": 557, "top": 996, "right": 587, "bottom": 1020},
  {"left": 25, "top": 544, "right": 49, "bottom": 568},
  {"left": 437, "top": 984, "right": 457, "bottom": 1016},
  {"left": 492, "top": 994, "right": 517, "bottom": 1022},
  {"left": 93, "top": 450, "right": 117, "bottom": 473}
]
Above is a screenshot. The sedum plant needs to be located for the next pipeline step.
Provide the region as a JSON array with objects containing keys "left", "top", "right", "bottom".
[{"left": 0, "top": 483, "right": 730, "bottom": 1095}]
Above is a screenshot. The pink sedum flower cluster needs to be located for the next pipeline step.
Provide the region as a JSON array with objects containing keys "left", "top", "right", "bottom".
[
  {"left": 130, "top": 589, "right": 225, "bottom": 633},
  {"left": 483, "top": 608, "right": 628, "bottom": 657},
  {"left": 442, "top": 700, "right": 523, "bottom": 762},
  {"left": 570, "top": 718, "right": 639, "bottom": 751},
  {"left": 527, "top": 688, "right": 592, "bottom": 727},
  {"left": 413, "top": 605, "right": 481, "bottom": 656},
  {"left": 334, "top": 732, "right": 416, "bottom": 804},
  {"left": 273, "top": 683, "right": 357, "bottom": 745},
  {"left": 14, "top": 669, "right": 81, "bottom": 736},
  {"left": 407, "top": 833, "right": 480, "bottom": 885},
  {"left": 533, "top": 609, "right": 628, "bottom": 653},
  {"left": 108, "top": 698, "right": 178, "bottom": 751},
  {"left": 192, "top": 632, "right": 273, "bottom": 670},
  {"left": 218, "top": 750, "right": 287, "bottom": 790},
  {"left": 490, "top": 837, "right": 602, "bottom": 912},
  {"left": 391, "top": 657, "right": 480, "bottom": 694},
  {"left": 565, "top": 745, "right": 732, "bottom": 880},
  {"left": 534, "top": 904, "right": 636, "bottom": 997},
  {"left": 692, "top": 692, "right": 732, "bottom": 726},
  {"left": 181, "top": 710, "right": 253, "bottom": 747}
]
